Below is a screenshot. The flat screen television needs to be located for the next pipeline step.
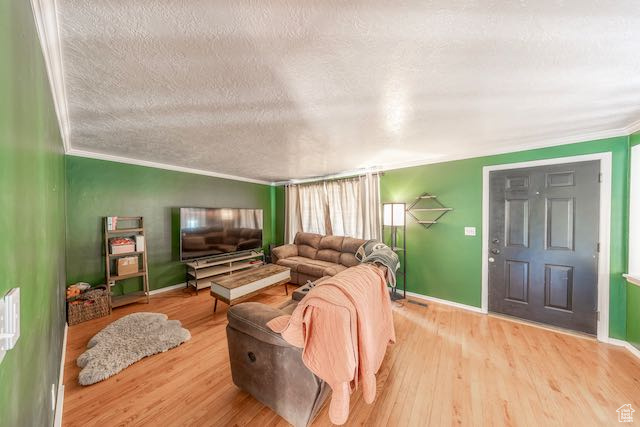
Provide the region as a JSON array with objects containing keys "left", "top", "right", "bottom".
[{"left": 180, "top": 207, "right": 263, "bottom": 261}]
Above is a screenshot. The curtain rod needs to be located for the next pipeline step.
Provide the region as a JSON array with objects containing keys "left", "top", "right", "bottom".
[{"left": 285, "top": 170, "right": 384, "bottom": 186}]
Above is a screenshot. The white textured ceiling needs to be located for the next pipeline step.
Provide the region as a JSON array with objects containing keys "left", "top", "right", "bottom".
[{"left": 57, "top": 1, "right": 640, "bottom": 182}]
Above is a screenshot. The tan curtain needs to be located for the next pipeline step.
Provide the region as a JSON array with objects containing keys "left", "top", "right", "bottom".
[
  {"left": 298, "top": 182, "right": 329, "bottom": 235},
  {"left": 284, "top": 185, "right": 300, "bottom": 243},
  {"left": 285, "top": 182, "right": 329, "bottom": 243},
  {"left": 361, "top": 173, "right": 381, "bottom": 240},
  {"left": 326, "top": 174, "right": 380, "bottom": 240},
  {"left": 285, "top": 173, "right": 381, "bottom": 242}
]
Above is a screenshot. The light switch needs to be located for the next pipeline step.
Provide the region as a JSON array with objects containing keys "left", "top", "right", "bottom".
[
  {"left": 0, "top": 288, "right": 20, "bottom": 352},
  {"left": 464, "top": 227, "right": 477, "bottom": 236},
  {"left": 0, "top": 298, "right": 4, "bottom": 364}
]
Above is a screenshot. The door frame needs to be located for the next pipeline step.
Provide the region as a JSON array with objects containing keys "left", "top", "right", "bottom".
[{"left": 481, "top": 153, "right": 612, "bottom": 342}]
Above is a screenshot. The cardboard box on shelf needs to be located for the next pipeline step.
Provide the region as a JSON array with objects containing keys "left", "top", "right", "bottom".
[
  {"left": 111, "top": 243, "right": 135, "bottom": 254},
  {"left": 110, "top": 237, "right": 136, "bottom": 254},
  {"left": 117, "top": 256, "right": 139, "bottom": 276}
]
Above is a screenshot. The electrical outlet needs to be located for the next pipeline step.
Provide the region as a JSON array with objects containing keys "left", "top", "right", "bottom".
[
  {"left": 464, "top": 227, "right": 477, "bottom": 236},
  {"left": 51, "top": 384, "right": 56, "bottom": 412}
]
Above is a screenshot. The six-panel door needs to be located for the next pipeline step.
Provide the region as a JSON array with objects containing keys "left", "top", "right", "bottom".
[{"left": 488, "top": 161, "right": 600, "bottom": 334}]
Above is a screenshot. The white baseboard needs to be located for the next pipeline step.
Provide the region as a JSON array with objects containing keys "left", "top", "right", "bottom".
[
  {"left": 149, "top": 282, "right": 186, "bottom": 295},
  {"left": 607, "top": 338, "right": 640, "bottom": 360},
  {"left": 54, "top": 322, "right": 67, "bottom": 427},
  {"left": 392, "top": 288, "right": 485, "bottom": 314}
]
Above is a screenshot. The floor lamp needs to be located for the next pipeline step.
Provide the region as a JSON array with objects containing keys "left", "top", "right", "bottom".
[{"left": 382, "top": 203, "right": 406, "bottom": 301}]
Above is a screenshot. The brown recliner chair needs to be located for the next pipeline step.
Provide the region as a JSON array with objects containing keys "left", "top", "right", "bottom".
[
  {"left": 226, "top": 262, "right": 390, "bottom": 426},
  {"left": 226, "top": 285, "right": 329, "bottom": 427}
]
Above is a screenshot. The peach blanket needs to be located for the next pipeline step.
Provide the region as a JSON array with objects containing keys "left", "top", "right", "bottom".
[{"left": 267, "top": 264, "right": 395, "bottom": 425}]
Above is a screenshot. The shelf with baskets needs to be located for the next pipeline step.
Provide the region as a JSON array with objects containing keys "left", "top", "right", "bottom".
[{"left": 104, "top": 216, "right": 150, "bottom": 310}]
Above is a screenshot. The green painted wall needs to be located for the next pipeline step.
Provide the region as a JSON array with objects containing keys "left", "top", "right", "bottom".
[
  {"left": 627, "top": 132, "right": 640, "bottom": 347},
  {"left": 65, "top": 156, "right": 275, "bottom": 293},
  {"left": 0, "top": 1, "right": 67, "bottom": 424},
  {"left": 380, "top": 136, "right": 629, "bottom": 339}
]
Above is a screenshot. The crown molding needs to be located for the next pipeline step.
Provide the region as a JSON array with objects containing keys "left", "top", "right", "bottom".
[
  {"left": 274, "top": 125, "right": 632, "bottom": 185},
  {"left": 377, "top": 126, "right": 632, "bottom": 174},
  {"left": 625, "top": 117, "right": 640, "bottom": 135},
  {"left": 31, "top": 0, "right": 71, "bottom": 152},
  {"left": 67, "top": 121, "right": 638, "bottom": 187},
  {"left": 66, "top": 149, "right": 274, "bottom": 186}
]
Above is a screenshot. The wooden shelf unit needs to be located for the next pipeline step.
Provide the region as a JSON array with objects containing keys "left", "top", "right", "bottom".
[
  {"left": 111, "top": 291, "right": 148, "bottom": 308},
  {"left": 185, "top": 251, "right": 264, "bottom": 294},
  {"left": 108, "top": 251, "right": 145, "bottom": 258},
  {"left": 108, "top": 228, "right": 144, "bottom": 233},
  {"left": 104, "top": 216, "right": 150, "bottom": 311}
]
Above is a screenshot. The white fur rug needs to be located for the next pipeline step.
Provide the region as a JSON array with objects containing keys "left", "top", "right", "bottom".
[{"left": 77, "top": 312, "right": 191, "bottom": 385}]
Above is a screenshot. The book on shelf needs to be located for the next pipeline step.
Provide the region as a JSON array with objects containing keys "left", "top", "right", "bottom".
[
  {"left": 135, "top": 235, "right": 145, "bottom": 252},
  {"left": 106, "top": 216, "right": 118, "bottom": 231}
]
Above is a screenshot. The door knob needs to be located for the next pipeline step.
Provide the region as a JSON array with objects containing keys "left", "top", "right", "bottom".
[
  {"left": 492, "top": 238, "right": 500, "bottom": 244},
  {"left": 490, "top": 248, "right": 500, "bottom": 255},
  {"left": 488, "top": 257, "right": 495, "bottom": 263}
]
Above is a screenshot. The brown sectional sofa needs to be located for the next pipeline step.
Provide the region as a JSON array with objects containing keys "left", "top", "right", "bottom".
[{"left": 271, "top": 232, "right": 366, "bottom": 285}]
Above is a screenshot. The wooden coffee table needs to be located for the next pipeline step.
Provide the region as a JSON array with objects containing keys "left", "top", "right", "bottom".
[{"left": 210, "top": 264, "right": 291, "bottom": 312}]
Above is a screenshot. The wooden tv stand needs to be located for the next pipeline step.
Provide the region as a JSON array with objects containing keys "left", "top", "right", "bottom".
[{"left": 185, "top": 251, "right": 265, "bottom": 294}]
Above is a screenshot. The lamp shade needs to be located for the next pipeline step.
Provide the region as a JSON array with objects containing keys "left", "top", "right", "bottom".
[{"left": 383, "top": 203, "right": 405, "bottom": 226}]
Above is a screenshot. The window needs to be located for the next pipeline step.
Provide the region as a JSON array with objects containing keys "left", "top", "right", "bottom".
[
  {"left": 284, "top": 174, "right": 381, "bottom": 242},
  {"left": 298, "top": 182, "right": 329, "bottom": 235}
]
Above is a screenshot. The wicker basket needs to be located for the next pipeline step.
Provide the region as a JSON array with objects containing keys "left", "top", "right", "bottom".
[{"left": 67, "top": 294, "right": 110, "bottom": 326}]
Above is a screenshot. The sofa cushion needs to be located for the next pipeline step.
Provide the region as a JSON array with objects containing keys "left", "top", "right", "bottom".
[
  {"left": 298, "top": 245, "right": 318, "bottom": 259},
  {"left": 319, "top": 235, "right": 344, "bottom": 251},
  {"left": 324, "top": 264, "right": 347, "bottom": 276},
  {"left": 271, "top": 243, "right": 298, "bottom": 261},
  {"left": 297, "top": 259, "right": 336, "bottom": 277},
  {"left": 342, "top": 237, "right": 366, "bottom": 254},
  {"left": 295, "top": 232, "right": 322, "bottom": 259},
  {"left": 340, "top": 253, "right": 359, "bottom": 267},
  {"left": 316, "top": 249, "right": 341, "bottom": 264},
  {"left": 295, "top": 232, "right": 322, "bottom": 248},
  {"left": 276, "top": 256, "right": 312, "bottom": 272}
]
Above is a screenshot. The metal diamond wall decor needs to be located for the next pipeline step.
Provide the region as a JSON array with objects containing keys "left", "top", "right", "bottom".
[{"left": 406, "top": 193, "right": 453, "bottom": 229}]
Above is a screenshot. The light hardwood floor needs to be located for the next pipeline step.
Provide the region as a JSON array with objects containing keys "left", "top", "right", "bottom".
[{"left": 63, "top": 285, "right": 640, "bottom": 426}]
